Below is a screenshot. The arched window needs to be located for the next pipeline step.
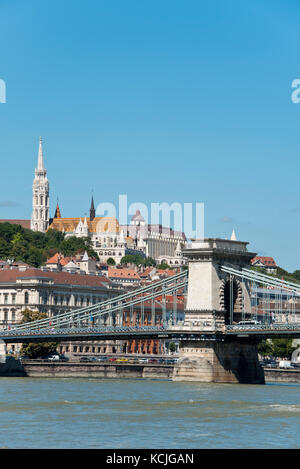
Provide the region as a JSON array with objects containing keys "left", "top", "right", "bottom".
[{"left": 24, "top": 292, "right": 29, "bottom": 304}]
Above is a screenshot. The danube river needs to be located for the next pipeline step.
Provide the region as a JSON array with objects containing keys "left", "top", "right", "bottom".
[{"left": 0, "top": 377, "right": 300, "bottom": 449}]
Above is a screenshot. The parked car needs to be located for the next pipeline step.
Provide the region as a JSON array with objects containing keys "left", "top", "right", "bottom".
[
  {"left": 238, "top": 320, "right": 261, "bottom": 325},
  {"left": 108, "top": 357, "right": 116, "bottom": 362},
  {"left": 79, "top": 356, "right": 91, "bottom": 362},
  {"left": 47, "top": 355, "right": 60, "bottom": 361},
  {"left": 116, "top": 358, "right": 128, "bottom": 363},
  {"left": 98, "top": 356, "right": 109, "bottom": 361},
  {"left": 264, "top": 361, "right": 277, "bottom": 368},
  {"left": 138, "top": 358, "right": 148, "bottom": 363}
]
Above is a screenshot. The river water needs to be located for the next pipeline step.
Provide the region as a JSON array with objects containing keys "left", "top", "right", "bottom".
[{"left": 0, "top": 377, "right": 300, "bottom": 449}]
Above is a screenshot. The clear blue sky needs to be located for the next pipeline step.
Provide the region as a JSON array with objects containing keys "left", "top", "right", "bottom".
[{"left": 0, "top": 0, "right": 300, "bottom": 271}]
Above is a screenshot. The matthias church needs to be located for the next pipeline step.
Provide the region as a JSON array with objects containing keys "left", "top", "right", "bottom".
[{"left": 21, "top": 138, "right": 187, "bottom": 266}]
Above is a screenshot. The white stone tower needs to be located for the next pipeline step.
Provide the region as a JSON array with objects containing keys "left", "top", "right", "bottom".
[{"left": 31, "top": 137, "right": 50, "bottom": 232}]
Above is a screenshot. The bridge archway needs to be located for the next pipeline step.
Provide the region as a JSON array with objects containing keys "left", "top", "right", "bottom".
[{"left": 223, "top": 278, "right": 239, "bottom": 325}]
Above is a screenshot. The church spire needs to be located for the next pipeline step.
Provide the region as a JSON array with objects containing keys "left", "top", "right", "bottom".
[
  {"left": 90, "top": 194, "right": 95, "bottom": 221},
  {"left": 54, "top": 201, "right": 61, "bottom": 219},
  {"left": 31, "top": 136, "right": 49, "bottom": 232},
  {"left": 231, "top": 229, "right": 237, "bottom": 241},
  {"left": 38, "top": 136, "right": 44, "bottom": 170}
]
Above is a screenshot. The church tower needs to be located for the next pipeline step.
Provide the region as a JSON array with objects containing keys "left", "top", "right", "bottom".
[
  {"left": 90, "top": 195, "right": 95, "bottom": 221},
  {"left": 31, "top": 137, "right": 50, "bottom": 232}
]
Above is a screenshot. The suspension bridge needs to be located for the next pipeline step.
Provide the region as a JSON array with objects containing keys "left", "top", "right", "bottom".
[{"left": 1, "top": 236, "right": 300, "bottom": 383}]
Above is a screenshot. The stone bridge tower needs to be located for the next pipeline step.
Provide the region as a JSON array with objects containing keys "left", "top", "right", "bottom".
[
  {"left": 173, "top": 235, "right": 265, "bottom": 384},
  {"left": 183, "top": 236, "right": 256, "bottom": 329}
]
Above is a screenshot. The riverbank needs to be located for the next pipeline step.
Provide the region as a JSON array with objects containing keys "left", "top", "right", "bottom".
[
  {"left": 263, "top": 367, "right": 300, "bottom": 383},
  {"left": 2, "top": 358, "right": 300, "bottom": 383},
  {"left": 0, "top": 357, "right": 174, "bottom": 379}
]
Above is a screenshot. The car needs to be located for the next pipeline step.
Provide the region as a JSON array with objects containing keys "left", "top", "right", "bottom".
[
  {"left": 59, "top": 355, "right": 69, "bottom": 361},
  {"left": 79, "top": 356, "right": 91, "bottom": 362},
  {"left": 98, "top": 356, "right": 109, "bottom": 361},
  {"left": 108, "top": 357, "right": 116, "bottom": 362},
  {"left": 148, "top": 358, "right": 158, "bottom": 363},
  {"left": 138, "top": 358, "right": 148, "bottom": 363},
  {"left": 238, "top": 320, "right": 261, "bottom": 325},
  {"left": 116, "top": 358, "right": 128, "bottom": 363},
  {"left": 47, "top": 355, "right": 60, "bottom": 361}
]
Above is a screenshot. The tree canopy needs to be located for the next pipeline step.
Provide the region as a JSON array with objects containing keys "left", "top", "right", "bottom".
[
  {"left": 19, "top": 308, "right": 57, "bottom": 358},
  {"left": 120, "top": 254, "right": 156, "bottom": 267},
  {"left": 258, "top": 338, "right": 297, "bottom": 359},
  {"left": 0, "top": 222, "right": 99, "bottom": 267}
]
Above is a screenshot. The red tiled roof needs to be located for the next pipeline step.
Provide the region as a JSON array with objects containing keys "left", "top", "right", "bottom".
[
  {"left": 0, "top": 268, "right": 111, "bottom": 288},
  {"left": 251, "top": 256, "right": 277, "bottom": 267},
  {"left": 108, "top": 267, "right": 140, "bottom": 279},
  {"left": 46, "top": 253, "right": 75, "bottom": 266},
  {"left": 157, "top": 269, "right": 176, "bottom": 276}
]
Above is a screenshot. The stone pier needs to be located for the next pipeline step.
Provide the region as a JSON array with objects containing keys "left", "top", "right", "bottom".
[
  {"left": 173, "top": 237, "right": 264, "bottom": 384},
  {"left": 173, "top": 339, "right": 264, "bottom": 384}
]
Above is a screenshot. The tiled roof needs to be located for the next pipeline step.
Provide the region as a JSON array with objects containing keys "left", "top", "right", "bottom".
[
  {"left": 251, "top": 256, "right": 277, "bottom": 267},
  {"left": 49, "top": 217, "right": 120, "bottom": 233},
  {"left": 156, "top": 269, "right": 177, "bottom": 276},
  {"left": 108, "top": 267, "right": 140, "bottom": 279},
  {"left": 0, "top": 268, "right": 111, "bottom": 287},
  {"left": 46, "top": 253, "right": 75, "bottom": 266}
]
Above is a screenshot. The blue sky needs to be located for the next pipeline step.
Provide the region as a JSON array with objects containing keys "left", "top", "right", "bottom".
[{"left": 0, "top": 0, "right": 300, "bottom": 271}]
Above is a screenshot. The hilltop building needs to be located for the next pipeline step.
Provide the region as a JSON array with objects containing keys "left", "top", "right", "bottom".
[
  {"left": 0, "top": 137, "right": 188, "bottom": 266},
  {"left": 121, "top": 210, "right": 187, "bottom": 262}
]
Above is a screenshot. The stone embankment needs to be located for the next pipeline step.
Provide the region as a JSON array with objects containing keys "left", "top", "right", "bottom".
[
  {"left": 263, "top": 367, "right": 300, "bottom": 383},
  {"left": 1, "top": 358, "right": 300, "bottom": 383},
  {"left": 0, "top": 358, "right": 174, "bottom": 379}
]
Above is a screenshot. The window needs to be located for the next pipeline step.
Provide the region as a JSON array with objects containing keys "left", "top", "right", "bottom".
[
  {"left": 4, "top": 294, "right": 8, "bottom": 305},
  {"left": 12, "top": 294, "right": 16, "bottom": 304},
  {"left": 24, "top": 292, "right": 29, "bottom": 304}
]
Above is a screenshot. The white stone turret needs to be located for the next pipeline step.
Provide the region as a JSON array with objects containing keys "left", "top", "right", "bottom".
[{"left": 31, "top": 137, "right": 50, "bottom": 232}]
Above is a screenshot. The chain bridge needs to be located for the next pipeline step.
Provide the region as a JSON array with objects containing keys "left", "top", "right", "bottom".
[{"left": 1, "top": 237, "right": 300, "bottom": 383}]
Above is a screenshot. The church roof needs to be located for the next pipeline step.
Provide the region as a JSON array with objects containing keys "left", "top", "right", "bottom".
[{"left": 48, "top": 216, "right": 120, "bottom": 233}]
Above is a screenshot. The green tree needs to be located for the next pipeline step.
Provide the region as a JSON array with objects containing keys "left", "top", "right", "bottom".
[
  {"left": 257, "top": 338, "right": 296, "bottom": 359},
  {"left": 157, "top": 263, "right": 170, "bottom": 270},
  {"left": 120, "top": 254, "right": 145, "bottom": 266},
  {"left": 107, "top": 257, "right": 116, "bottom": 266},
  {"left": 169, "top": 342, "right": 176, "bottom": 353},
  {"left": 19, "top": 309, "right": 57, "bottom": 358},
  {"left": 144, "top": 257, "right": 156, "bottom": 267}
]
